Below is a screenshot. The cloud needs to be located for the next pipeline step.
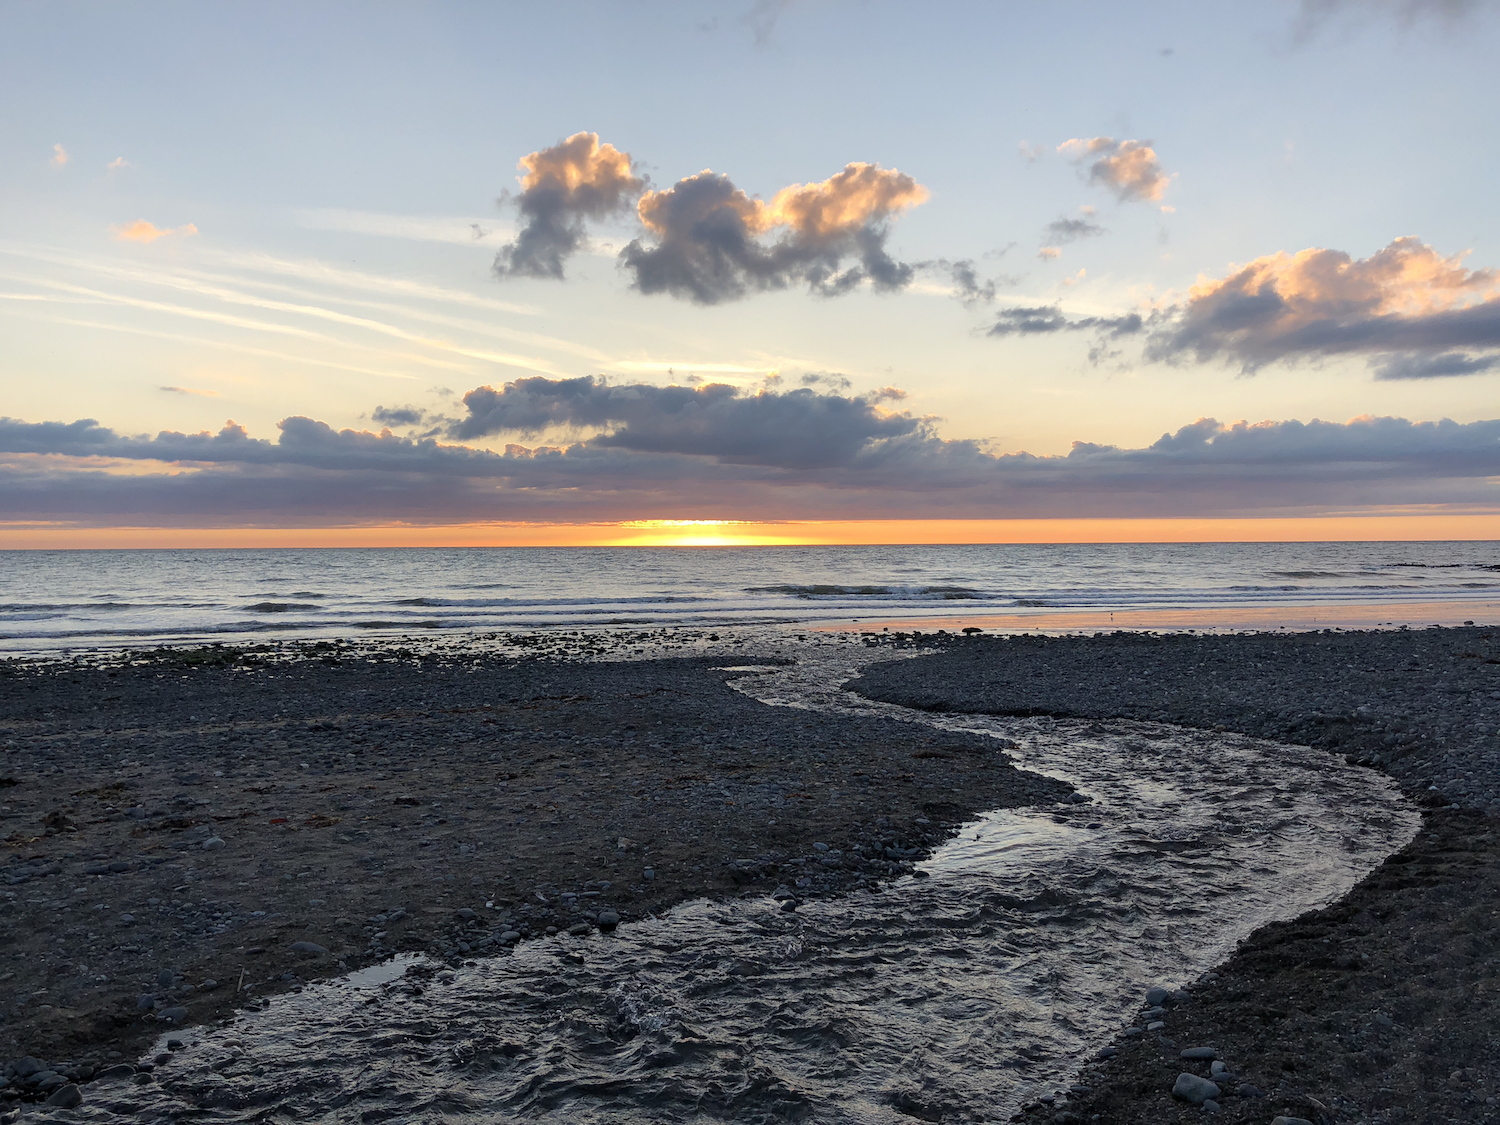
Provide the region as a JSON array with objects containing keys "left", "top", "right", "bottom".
[
  {"left": 107, "top": 157, "right": 130, "bottom": 172},
  {"left": 371, "top": 405, "right": 427, "bottom": 427},
  {"left": 741, "top": 0, "right": 793, "bottom": 44},
  {"left": 939, "top": 259, "right": 999, "bottom": 305},
  {"left": 1037, "top": 247, "right": 1061, "bottom": 261},
  {"left": 1292, "top": 0, "right": 1482, "bottom": 40},
  {"left": 111, "top": 220, "right": 199, "bottom": 243},
  {"left": 1018, "top": 142, "right": 1043, "bottom": 163},
  {"left": 492, "top": 133, "right": 644, "bottom": 280},
  {"left": 1045, "top": 216, "right": 1106, "bottom": 243},
  {"left": 4, "top": 407, "right": 1498, "bottom": 525},
  {"left": 988, "top": 305, "right": 1144, "bottom": 338},
  {"left": 1146, "top": 236, "right": 1500, "bottom": 375},
  {"left": 50, "top": 144, "right": 68, "bottom": 168},
  {"left": 450, "top": 376, "right": 921, "bottom": 469},
  {"left": 1373, "top": 351, "right": 1500, "bottom": 380},
  {"left": 1058, "top": 137, "right": 1172, "bottom": 202},
  {"left": 160, "top": 386, "right": 220, "bottom": 397},
  {"left": 619, "top": 162, "right": 928, "bottom": 304}
]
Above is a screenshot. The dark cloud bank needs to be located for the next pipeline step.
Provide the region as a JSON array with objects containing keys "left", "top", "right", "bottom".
[{"left": 4, "top": 377, "right": 1497, "bottom": 526}]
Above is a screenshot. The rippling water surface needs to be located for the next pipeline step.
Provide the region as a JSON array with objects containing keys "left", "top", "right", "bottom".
[
  {"left": 95, "top": 646, "right": 1416, "bottom": 1124},
  {"left": 2, "top": 540, "right": 1497, "bottom": 651}
]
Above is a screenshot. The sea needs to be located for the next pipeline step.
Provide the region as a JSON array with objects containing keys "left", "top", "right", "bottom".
[{"left": 1, "top": 540, "right": 1497, "bottom": 654}]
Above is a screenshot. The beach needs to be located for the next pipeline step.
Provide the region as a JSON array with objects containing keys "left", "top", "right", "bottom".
[{"left": 0, "top": 623, "right": 1496, "bottom": 1122}]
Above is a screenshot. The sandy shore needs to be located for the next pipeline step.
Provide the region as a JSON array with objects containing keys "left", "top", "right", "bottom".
[
  {"left": 851, "top": 625, "right": 1500, "bottom": 1125},
  {"left": 1, "top": 623, "right": 1497, "bottom": 1122},
  {"left": 0, "top": 633, "right": 1068, "bottom": 1104}
]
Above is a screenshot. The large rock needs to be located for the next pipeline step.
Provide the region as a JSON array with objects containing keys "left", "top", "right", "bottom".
[
  {"left": 45, "top": 1084, "right": 83, "bottom": 1109},
  {"left": 1171, "top": 1072, "right": 1221, "bottom": 1105}
]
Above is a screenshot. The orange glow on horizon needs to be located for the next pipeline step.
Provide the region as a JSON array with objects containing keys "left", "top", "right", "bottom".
[{"left": 3, "top": 514, "right": 1500, "bottom": 550}]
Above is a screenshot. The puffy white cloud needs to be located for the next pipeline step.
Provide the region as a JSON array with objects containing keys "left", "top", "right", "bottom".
[
  {"left": 1058, "top": 137, "right": 1172, "bottom": 202},
  {"left": 1146, "top": 236, "right": 1500, "bottom": 376},
  {"left": 493, "top": 132, "right": 643, "bottom": 280},
  {"left": 620, "top": 162, "right": 928, "bottom": 303}
]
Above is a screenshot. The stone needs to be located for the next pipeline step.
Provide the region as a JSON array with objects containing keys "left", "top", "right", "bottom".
[
  {"left": 567, "top": 922, "right": 592, "bottom": 936},
  {"left": 290, "top": 941, "right": 328, "bottom": 956},
  {"left": 1374, "top": 1011, "right": 1394, "bottom": 1029},
  {"left": 1237, "top": 1083, "right": 1265, "bottom": 1098},
  {"left": 499, "top": 930, "right": 520, "bottom": 945},
  {"left": 13, "top": 1057, "right": 44, "bottom": 1077},
  {"left": 200, "top": 979, "right": 219, "bottom": 990},
  {"left": 456, "top": 908, "right": 477, "bottom": 921},
  {"left": 136, "top": 993, "right": 155, "bottom": 1011},
  {"left": 1170, "top": 1073, "right": 1220, "bottom": 1105},
  {"left": 642, "top": 868, "right": 655, "bottom": 881},
  {"left": 1145, "top": 987, "right": 1169, "bottom": 1006},
  {"left": 1210, "top": 1060, "right": 1231, "bottom": 1078},
  {"left": 1096, "top": 1047, "right": 1118, "bottom": 1059},
  {"left": 597, "top": 910, "right": 620, "bottom": 931},
  {"left": 1270, "top": 1118, "right": 1313, "bottom": 1125},
  {"left": 158, "top": 1005, "right": 188, "bottom": 1023},
  {"left": 1181, "top": 1046, "right": 1217, "bottom": 1061},
  {"left": 157, "top": 969, "right": 177, "bottom": 988},
  {"left": 1146, "top": 1021, "right": 1165, "bottom": 1031},
  {"left": 95, "top": 1064, "right": 135, "bottom": 1081},
  {"left": 45, "top": 1083, "right": 83, "bottom": 1109},
  {"left": 202, "top": 837, "right": 226, "bottom": 851}
]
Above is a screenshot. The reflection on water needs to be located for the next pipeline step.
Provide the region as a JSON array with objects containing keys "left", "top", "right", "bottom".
[{"left": 100, "top": 649, "right": 1416, "bottom": 1124}]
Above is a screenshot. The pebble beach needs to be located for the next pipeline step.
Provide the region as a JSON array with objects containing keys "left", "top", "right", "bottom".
[{"left": 0, "top": 622, "right": 1497, "bottom": 1123}]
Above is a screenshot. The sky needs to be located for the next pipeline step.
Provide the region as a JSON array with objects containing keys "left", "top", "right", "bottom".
[{"left": 3, "top": 0, "right": 1499, "bottom": 546}]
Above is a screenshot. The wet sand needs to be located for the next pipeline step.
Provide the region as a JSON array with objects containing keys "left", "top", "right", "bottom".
[{"left": 821, "top": 597, "right": 1500, "bottom": 636}]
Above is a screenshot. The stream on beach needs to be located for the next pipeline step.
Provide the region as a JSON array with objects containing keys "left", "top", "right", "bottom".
[{"left": 63, "top": 645, "right": 1419, "bottom": 1124}]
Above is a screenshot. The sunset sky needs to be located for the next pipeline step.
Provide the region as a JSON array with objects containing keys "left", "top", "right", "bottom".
[{"left": 3, "top": 1, "right": 1499, "bottom": 546}]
